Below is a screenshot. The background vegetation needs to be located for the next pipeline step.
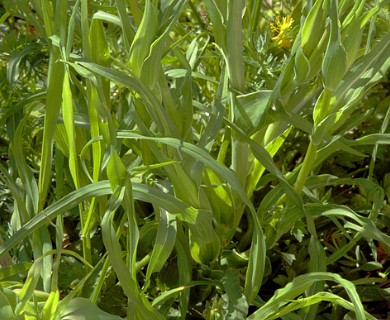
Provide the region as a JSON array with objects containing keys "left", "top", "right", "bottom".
[{"left": 0, "top": 0, "right": 389, "bottom": 319}]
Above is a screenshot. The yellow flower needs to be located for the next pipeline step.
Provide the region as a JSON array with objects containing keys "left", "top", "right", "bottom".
[{"left": 270, "top": 15, "right": 295, "bottom": 49}]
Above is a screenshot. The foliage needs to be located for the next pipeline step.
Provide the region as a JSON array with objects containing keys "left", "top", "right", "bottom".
[{"left": 0, "top": 0, "right": 389, "bottom": 319}]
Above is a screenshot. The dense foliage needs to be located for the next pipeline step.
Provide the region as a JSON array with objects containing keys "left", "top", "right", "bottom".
[{"left": 0, "top": 0, "right": 389, "bottom": 319}]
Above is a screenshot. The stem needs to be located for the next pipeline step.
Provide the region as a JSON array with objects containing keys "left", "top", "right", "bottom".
[
  {"left": 226, "top": 0, "right": 246, "bottom": 171},
  {"left": 80, "top": 0, "right": 92, "bottom": 272},
  {"left": 294, "top": 141, "right": 317, "bottom": 194},
  {"left": 232, "top": 140, "right": 249, "bottom": 191},
  {"left": 295, "top": 86, "right": 332, "bottom": 195},
  {"left": 294, "top": 141, "right": 318, "bottom": 237},
  {"left": 226, "top": 0, "right": 249, "bottom": 199},
  {"left": 226, "top": 0, "right": 245, "bottom": 92}
]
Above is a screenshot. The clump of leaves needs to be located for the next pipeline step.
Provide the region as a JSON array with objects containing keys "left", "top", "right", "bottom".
[{"left": 0, "top": 0, "right": 389, "bottom": 319}]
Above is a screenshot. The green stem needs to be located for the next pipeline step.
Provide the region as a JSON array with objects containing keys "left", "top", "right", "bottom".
[
  {"left": 294, "top": 141, "right": 317, "bottom": 194},
  {"left": 294, "top": 141, "right": 318, "bottom": 237},
  {"left": 226, "top": 0, "right": 245, "bottom": 92},
  {"left": 80, "top": 0, "right": 92, "bottom": 272},
  {"left": 226, "top": 0, "right": 248, "bottom": 210},
  {"left": 226, "top": 0, "right": 247, "bottom": 181}
]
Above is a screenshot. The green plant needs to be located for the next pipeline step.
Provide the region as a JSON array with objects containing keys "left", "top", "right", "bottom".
[{"left": 0, "top": 0, "right": 389, "bottom": 319}]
